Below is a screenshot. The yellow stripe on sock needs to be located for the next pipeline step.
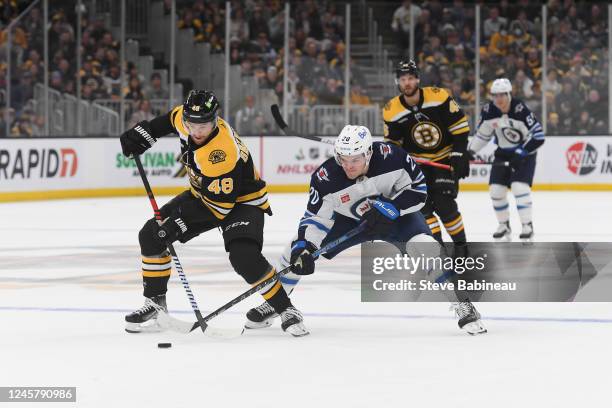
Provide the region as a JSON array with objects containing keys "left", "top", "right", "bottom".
[
  {"left": 447, "top": 225, "right": 465, "bottom": 235},
  {"left": 142, "top": 269, "right": 171, "bottom": 277},
  {"left": 142, "top": 256, "right": 172, "bottom": 264},
  {"left": 253, "top": 268, "right": 276, "bottom": 286},
  {"left": 443, "top": 215, "right": 463, "bottom": 228},
  {"left": 262, "top": 280, "right": 282, "bottom": 300}
]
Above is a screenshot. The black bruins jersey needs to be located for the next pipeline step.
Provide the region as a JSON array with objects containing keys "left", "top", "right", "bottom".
[
  {"left": 164, "top": 105, "right": 270, "bottom": 220},
  {"left": 383, "top": 87, "right": 470, "bottom": 162}
]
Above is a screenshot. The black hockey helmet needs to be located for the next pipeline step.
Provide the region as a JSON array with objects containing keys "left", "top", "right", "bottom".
[
  {"left": 395, "top": 59, "right": 419, "bottom": 79},
  {"left": 183, "top": 90, "right": 219, "bottom": 124}
]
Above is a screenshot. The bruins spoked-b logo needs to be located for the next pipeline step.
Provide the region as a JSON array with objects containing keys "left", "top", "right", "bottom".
[
  {"left": 411, "top": 122, "right": 442, "bottom": 150},
  {"left": 208, "top": 149, "right": 227, "bottom": 164}
]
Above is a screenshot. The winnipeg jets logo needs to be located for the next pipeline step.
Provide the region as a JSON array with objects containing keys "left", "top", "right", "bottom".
[
  {"left": 316, "top": 167, "right": 329, "bottom": 182},
  {"left": 380, "top": 144, "right": 392, "bottom": 159}
]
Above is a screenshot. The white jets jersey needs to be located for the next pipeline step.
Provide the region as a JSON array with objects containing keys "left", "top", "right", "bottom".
[
  {"left": 298, "top": 142, "right": 427, "bottom": 248},
  {"left": 470, "top": 98, "right": 544, "bottom": 155}
]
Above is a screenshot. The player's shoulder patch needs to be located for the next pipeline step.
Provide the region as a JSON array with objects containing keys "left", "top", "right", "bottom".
[
  {"left": 382, "top": 96, "right": 407, "bottom": 122},
  {"left": 480, "top": 102, "right": 500, "bottom": 120},
  {"left": 310, "top": 158, "right": 341, "bottom": 194},
  {"left": 315, "top": 165, "right": 330, "bottom": 182},
  {"left": 513, "top": 98, "right": 528, "bottom": 115},
  {"left": 422, "top": 86, "right": 450, "bottom": 106},
  {"left": 373, "top": 141, "right": 394, "bottom": 160}
]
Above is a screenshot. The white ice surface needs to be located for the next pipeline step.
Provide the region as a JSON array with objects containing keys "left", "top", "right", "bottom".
[{"left": 1, "top": 192, "right": 612, "bottom": 408}]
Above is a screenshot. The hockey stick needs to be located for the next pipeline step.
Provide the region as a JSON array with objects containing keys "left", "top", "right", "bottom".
[
  {"left": 165, "top": 221, "right": 369, "bottom": 334},
  {"left": 133, "top": 155, "right": 241, "bottom": 339},
  {"left": 270, "top": 104, "right": 509, "bottom": 170},
  {"left": 471, "top": 160, "right": 510, "bottom": 167}
]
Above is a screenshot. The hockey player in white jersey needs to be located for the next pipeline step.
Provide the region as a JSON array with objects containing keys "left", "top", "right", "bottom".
[
  {"left": 245, "top": 125, "right": 486, "bottom": 335},
  {"left": 468, "top": 78, "right": 545, "bottom": 241}
]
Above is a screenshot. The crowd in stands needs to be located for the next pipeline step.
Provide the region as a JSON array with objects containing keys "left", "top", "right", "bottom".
[
  {"left": 2, "top": 0, "right": 611, "bottom": 136},
  {"left": 393, "top": 0, "right": 609, "bottom": 135},
  {"left": 1, "top": 0, "right": 168, "bottom": 136},
  {"left": 174, "top": 0, "right": 357, "bottom": 133}
]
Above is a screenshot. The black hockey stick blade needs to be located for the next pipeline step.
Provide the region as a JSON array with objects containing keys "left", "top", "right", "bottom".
[{"left": 270, "top": 104, "right": 287, "bottom": 130}]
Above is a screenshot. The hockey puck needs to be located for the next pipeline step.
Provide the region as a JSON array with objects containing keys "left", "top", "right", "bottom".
[{"left": 157, "top": 342, "right": 172, "bottom": 349}]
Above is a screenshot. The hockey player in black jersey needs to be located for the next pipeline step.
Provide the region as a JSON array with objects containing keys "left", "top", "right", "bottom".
[
  {"left": 120, "top": 90, "right": 308, "bottom": 337},
  {"left": 245, "top": 125, "right": 486, "bottom": 335},
  {"left": 383, "top": 60, "right": 471, "bottom": 256},
  {"left": 468, "top": 78, "right": 545, "bottom": 241}
]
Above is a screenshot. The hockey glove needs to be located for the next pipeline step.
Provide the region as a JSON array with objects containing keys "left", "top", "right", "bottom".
[
  {"left": 510, "top": 147, "right": 528, "bottom": 171},
  {"left": 157, "top": 215, "right": 188, "bottom": 244},
  {"left": 450, "top": 151, "right": 472, "bottom": 179},
  {"left": 289, "top": 240, "right": 317, "bottom": 275},
  {"left": 363, "top": 199, "right": 400, "bottom": 237},
  {"left": 120, "top": 121, "right": 157, "bottom": 157}
]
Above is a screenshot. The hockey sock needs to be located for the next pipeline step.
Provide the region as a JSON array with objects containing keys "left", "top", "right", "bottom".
[
  {"left": 511, "top": 182, "right": 532, "bottom": 225},
  {"left": 278, "top": 252, "right": 301, "bottom": 295},
  {"left": 442, "top": 213, "right": 466, "bottom": 244},
  {"left": 425, "top": 215, "right": 443, "bottom": 243},
  {"left": 489, "top": 184, "right": 509, "bottom": 223},
  {"left": 255, "top": 266, "right": 292, "bottom": 313},
  {"left": 142, "top": 252, "right": 172, "bottom": 298}
]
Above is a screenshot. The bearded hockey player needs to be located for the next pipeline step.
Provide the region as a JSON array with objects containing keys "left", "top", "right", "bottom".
[
  {"left": 120, "top": 90, "right": 308, "bottom": 337},
  {"left": 383, "top": 60, "right": 471, "bottom": 256},
  {"left": 245, "top": 125, "right": 486, "bottom": 335},
  {"left": 468, "top": 78, "right": 545, "bottom": 241}
]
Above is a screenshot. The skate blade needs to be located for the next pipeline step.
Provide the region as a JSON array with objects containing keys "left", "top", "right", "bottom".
[
  {"left": 284, "top": 323, "right": 310, "bottom": 338},
  {"left": 520, "top": 236, "right": 534, "bottom": 244},
  {"left": 125, "top": 320, "right": 165, "bottom": 334},
  {"left": 462, "top": 321, "right": 487, "bottom": 335},
  {"left": 244, "top": 318, "right": 275, "bottom": 330},
  {"left": 494, "top": 235, "right": 512, "bottom": 242}
]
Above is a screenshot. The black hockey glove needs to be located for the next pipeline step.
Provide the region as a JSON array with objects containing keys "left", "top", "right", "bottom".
[
  {"left": 157, "top": 215, "right": 189, "bottom": 244},
  {"left": 450, "top": 151, "right": 473, "bottom": 179},
  {"left": 362, "top": 199, "right": 400, "bottom": 237},
  {"left": 510, "top": 147, "right": 528, "bottom": 171},
  {"left": 289, "top": 240, "right": 317, "bottom": 275},
  {"left": 120, "top": 121, "right": 157, "bottom": 157}
]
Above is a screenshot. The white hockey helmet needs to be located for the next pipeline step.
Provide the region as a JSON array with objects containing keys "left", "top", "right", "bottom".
[
  {"left": 490, "top": 78, "right": 512, "bottom": 95},
  {"left": 334, "top": 125, "right": 373, "bottom": 165}
]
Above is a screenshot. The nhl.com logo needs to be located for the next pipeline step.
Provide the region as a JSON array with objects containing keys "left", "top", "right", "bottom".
[{"left": 566, "top": 142, "right": 597, "bottom": 175}]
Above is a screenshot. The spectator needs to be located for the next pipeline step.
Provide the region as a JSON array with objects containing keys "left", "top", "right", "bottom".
[
  {"left": 483, "top": 7, "right": 508, "bottom": 41},
  {"left": 547, "top": 112, "right": 560, "bottom": 135},
  {"left": 350, "top": 84, "right": 371, "bottom": 106},
  {"left": 258, "top": 66, "right": 277, "bottom": 90},
  {"left": 144, "top": 73, "right": 169, "bottom": 100},
  {"left": 249, "top": 6, "right": 269, "bottom": 40},
  {"left": 235, "top": 95, "right": 261, "bottom": 135},
  {"left": 317, "top": 78, "right": 343, "bottom": 105},
  {"left": 125, "top": 76, "right": 144, "bottom": 101},
  {"left": 103, "top": 65, "right": 122, "bottom": 98},
  {"left": 575, "top": 111, "right": 595, "bottom": 135},
  {"left": 253, "top": 112, "right": 272, "bottom": 135},
  {"left": 50, "top": 71, "right": 63, "bottom": 92},
  {"left": 391, "top": 0, "right": 422, "bottom": 53},
  {"left": 128, "top": 99, "right": 155, "bottom": 129},
  {"left": 544, "top": 69, "right": 562, "bottom": 96},
  {"left": 514, "top": 69, "right": 534, "bottom": 99},
  {"left": 11, "top": 71, "right": 34, "bottom": 110}
]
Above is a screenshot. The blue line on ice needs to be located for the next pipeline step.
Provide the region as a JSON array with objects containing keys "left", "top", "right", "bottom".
[{"left": 1, "top": 306, "right": 611, "bottom": 324}]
